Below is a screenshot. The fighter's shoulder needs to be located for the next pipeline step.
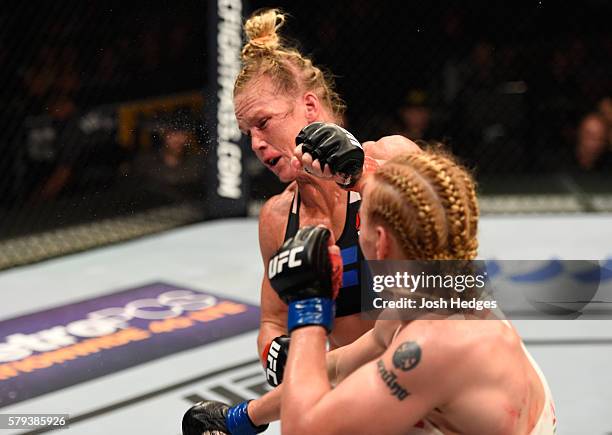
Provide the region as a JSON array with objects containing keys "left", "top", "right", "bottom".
[
  {"left": 258, "top": 183, "right": 296, "bottom": 224},
  {"left": 377, "top": 320, "right": 459, "bottom": 401},
  {"left": 390, "top": 320, "right": 470, "bottom": 370},
  {"left": 258, "top": 183, "right": 297, "bottom": 254},
  {"left": 395, "top": 319, "right": 516, "bottom": 372},
  {"left": 363, "top": 135, "right": 422, "bottom": 161}
]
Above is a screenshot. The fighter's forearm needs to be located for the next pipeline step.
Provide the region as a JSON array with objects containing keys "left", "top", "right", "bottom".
[
  {"left": 327, "top": 327, "right": 385, "bottom": 385},
  {"left": 348, "top": 135, "right": 421, "bottom": 193},
  {"left": 348, "top": 155, "right": 380, "bottom": 193},
  {"left": 245, "top": 341, "right": 350, "bottom": 427},
  {"left": 281, "top": 326, "right": 330, "bottom": 432},
  {"left": 247, "top": 385, "right": 282, "bottom": 426},
  {"left": 257, "top": 320, "right": 287, "bottom": 361}
]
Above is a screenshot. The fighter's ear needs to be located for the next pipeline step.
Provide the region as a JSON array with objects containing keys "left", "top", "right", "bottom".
[
  {"left": 375, "top": 225, "right": 392, "bottom": 260},
  {"left": 303, "top": 92, "right": 322, "bottom": 123}
]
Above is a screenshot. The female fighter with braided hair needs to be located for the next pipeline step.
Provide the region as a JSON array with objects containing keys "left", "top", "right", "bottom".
[
  {"left": 232, "top": 7, "right": 419, "bottom": 387},
  {"left": 183, "top": 146, "right": 556, "bottom": 434}
]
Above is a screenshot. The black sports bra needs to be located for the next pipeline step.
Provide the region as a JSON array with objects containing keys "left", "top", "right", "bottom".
[{"left": 284, "top": 191, "right": 364, "bottom": 317}]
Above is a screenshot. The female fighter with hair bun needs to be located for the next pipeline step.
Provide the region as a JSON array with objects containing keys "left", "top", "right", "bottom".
[{"left": 232, "top": 7, "right": 420, "bottom": 387}]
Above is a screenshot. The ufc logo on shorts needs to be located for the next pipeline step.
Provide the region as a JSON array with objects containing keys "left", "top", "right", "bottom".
[
  {"left": 268, "top": 246, "right": 304, "bottom": 279},
  {"left": 265, "top": 340, "right": 281, "bottom": 385}
]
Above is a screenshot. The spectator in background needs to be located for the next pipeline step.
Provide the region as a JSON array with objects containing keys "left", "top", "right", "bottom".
[
  {"left": 575, "top": 112, "right": 611, "bottom": 172},
  {"left": 529, "top": 42, "right": 585, "bottom": 171},
  {"left": 23, "top": 46, "right": 82, "bottom": 115},
  {"left": 28, "top": 94, "right": 79, "bottom": 201},
  {"left": 396, "top": 89, "right": 435, "bottom": 141},
  {"left": 451, "top": 40, "right": 530, "bottom": 173},
  {"left": 598, "top": 97, "right": 612, "bottom": 145},
  {"left": 450, "top": 41, "right": 500, "bottom": 159},
  {"left": 133, "top": 126, "right": 204, "bottom": 200},
  {"left": 28, "top": 95, "right": 124, "bottom": 202}
]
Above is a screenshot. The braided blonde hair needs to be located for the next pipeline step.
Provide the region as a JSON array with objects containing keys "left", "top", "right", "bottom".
[
  {"left": 368, "top": 148, "right": 479, "bottom": 261},
  {"left": 234, "top": 8, "right": 346, "bottom": 120}
]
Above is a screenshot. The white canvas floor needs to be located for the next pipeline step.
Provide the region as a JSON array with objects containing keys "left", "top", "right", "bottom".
[{"left": 1, "top": 214, "right": 611, "bottom": 435}]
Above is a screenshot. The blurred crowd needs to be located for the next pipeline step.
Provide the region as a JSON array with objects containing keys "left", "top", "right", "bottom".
[
  {"left": 391, "top": 45, "right": 612, "bottom": 174},
  {"left": 4, "top": 3, "right": 203, "bottom": 115},
  {"left": 0, "top": 2, "right": 206, "bottom": 210},
  {"left": 0, "top": 0, "right": 611, "bottom": 223},
  {"left": 284, "top": 1, "right": 612, "bottom": 175}
]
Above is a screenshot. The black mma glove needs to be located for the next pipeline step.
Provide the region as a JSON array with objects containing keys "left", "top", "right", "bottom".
[
  {"left": 182, "top": 400, "right": 268, "bottom": 435},
  {"left": 262, "top": 335, "right": 290, "bottom": 387},
  {"left": 296, "top": 122, "right": 364, "bottom": 188},
  {"left": 268, "top": 226, "right": 343, "bottom": 333}
]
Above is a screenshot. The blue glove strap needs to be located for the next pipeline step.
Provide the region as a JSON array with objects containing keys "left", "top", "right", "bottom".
[
  {"left": 288, "top": 298, "right": 335, "bottom": 333},
  {"left": 226, "top": 401, "right": 257, "bottom": 435}
]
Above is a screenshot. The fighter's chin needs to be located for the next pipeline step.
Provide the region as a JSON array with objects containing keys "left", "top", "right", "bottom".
[
  {"left": 277, "top": 171, "right": 297, "bottom": 183},
  {"left": 274, "top": 164, "right": 298, "bottom": 183}
]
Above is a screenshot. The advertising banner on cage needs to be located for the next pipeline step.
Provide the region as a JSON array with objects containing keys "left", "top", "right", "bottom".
[{"left": 205, "top": 0, "right": 250, "bottom": 219}]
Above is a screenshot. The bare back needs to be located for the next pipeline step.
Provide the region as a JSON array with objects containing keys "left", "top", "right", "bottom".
[{"left": 385, "top": 319, "right": 548, "bottom": 434}]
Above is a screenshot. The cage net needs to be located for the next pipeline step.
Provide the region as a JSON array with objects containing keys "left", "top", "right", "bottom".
[{"left": 1, "top": 0, "right": 611, "bottom": 268}]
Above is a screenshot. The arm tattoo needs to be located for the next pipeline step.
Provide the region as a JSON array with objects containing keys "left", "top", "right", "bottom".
[
  {"left": 392, "top": 341, "right": 421, "bottom": 371},
  {"left": 377, "top": 360, "right": 409, "bottom": 401}
]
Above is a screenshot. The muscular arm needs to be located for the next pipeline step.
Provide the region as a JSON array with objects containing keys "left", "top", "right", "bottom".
[
  {"left": 256, "top": 193, "right": 292, "bottom": 358},
  {"left": 326, "top": 320, "right": 390, "bottom": 384},
  {"left": 247, "top": 320, "right": 389, "bottom": 425},
  {"left": 280, "top": 322, "right": 450, "bottom": 435},
  {"left": 363, "top": 134, "right": 422, "bottom": 163},
  {"left": 293, "top": 132, "right": 421, "bottom": 193},
  {"left": 352, "top": 135, "right": 422, "bottom": 193},
  {"left": 257, "top": 278, "right": 288, "bottom": 358}
]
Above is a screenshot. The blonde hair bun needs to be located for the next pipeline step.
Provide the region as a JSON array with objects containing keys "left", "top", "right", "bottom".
[
  {"left": 243, "top": 8, "right": 285, "bottom": 58},
  {"left": 234, "top": 8, "right": 346, "bottom": 120}
]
